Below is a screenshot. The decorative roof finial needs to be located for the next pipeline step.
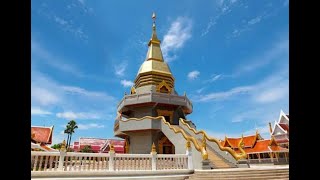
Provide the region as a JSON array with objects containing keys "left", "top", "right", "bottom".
[{"left": 152, "top": 12, "right": 156, "bottom": 29}]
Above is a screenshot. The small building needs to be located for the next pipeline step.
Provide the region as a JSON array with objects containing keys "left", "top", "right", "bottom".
[
  {"left": 31, "top": 126, "right": 58, "bottom": 152},
  {"left": 269, "top": 110, "right": 289, "bottom": 148},
  {"left": 220, "top": 131, "right": 289, "bottom": 164},
  {"left": 71, "top": 137, "right": 125, "bottom": 153}
]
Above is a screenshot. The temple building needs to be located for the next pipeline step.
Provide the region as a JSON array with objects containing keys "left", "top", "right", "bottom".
[
  {"left": 269, "top": 110, "right": 289, "bottom": 148},
  {"left": 220, "top": 131, "right": 289, "bottom": 164},
  {"left": 113, "top": 13, "right": 246, "bottom": 169},
  {"left": 31, "top": 126, "right": 58, "bottom": 152},
  {"left": 71, "top": 137, "right": 125, "bottom": 153}
]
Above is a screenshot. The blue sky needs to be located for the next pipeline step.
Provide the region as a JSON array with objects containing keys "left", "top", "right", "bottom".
[{"left": 31, "top": 0, "right": 289, "bottom": 145}]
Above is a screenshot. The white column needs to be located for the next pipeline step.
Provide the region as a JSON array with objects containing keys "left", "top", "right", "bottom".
[
  {"left": 58, "top": 151, "right": 66, "bottom": 171},
  {"left": 151, "top": 152, "right": 157, "bottom": 171},
  {"left": 186, "top": 141, "right": 193, "bottom": 170},
  {"left": 109, "top": 151, "right": 115, "bottom": 171}
]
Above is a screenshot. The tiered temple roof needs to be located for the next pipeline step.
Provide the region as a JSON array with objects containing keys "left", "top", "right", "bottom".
[
  {"left": 220, "top": 131, "right": 288, "bottom": 155},
  {"left": 31, "top": 126, "right": 54, "bottom": 144},
  {"left": 31, "top": 126, "right": 57, "bottom": 152},
  {"left": 270, "top": 110, "right": 289, "bottom": 146}
]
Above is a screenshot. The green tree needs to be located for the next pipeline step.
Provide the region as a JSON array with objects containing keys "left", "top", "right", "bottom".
[
  {"left": 80, "top": 145, "right": 93, "bottom": 153},
  {"left": 51, "top": 143, "right": 62, "bottom": 149},
  {"left": 64, "top": 120, "right": 78, "bottom": 149}
]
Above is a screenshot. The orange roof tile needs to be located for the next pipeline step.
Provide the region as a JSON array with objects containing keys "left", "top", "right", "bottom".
[
  {"left": 225, "top": 138, "right": 241, "bottom": 148},
  {"left": 224, "top": 134, "right": 260, "bottom": 148},
  {"left": 31, "top": 126, "right": 53, "bottom": 144}
]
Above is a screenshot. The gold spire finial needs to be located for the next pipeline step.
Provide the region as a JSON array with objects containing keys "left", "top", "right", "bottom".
[
  {"left": 152, "top": 12, "right": 156, "bottom": 23},
  {"left": 151, "top": 142, "right": 157, "bottom": 153},
  {"left": 152, "top": 12, "right": 156, "bottom": 30},
  {"left": 60, "top": 139, "right": 66, "bottom": 151}
]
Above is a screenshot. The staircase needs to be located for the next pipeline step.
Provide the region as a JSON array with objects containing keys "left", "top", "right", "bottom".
[
  {"left": 204, "top": 141, "right": 235, "bottom": 169},
  {"left": 187, "top": 167, "right": 289, "bottom": 180},
  {"left": 172, "top": 125, "right": 235, "bottom": 169}
]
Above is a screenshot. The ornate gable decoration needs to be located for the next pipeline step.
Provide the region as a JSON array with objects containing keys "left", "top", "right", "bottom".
[{"left": 156, "top": 80, "right": 171, "bottom": 93}]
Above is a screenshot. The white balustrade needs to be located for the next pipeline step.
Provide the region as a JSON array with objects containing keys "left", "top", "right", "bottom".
[{"left": 31, "top": 151, "right": 190, "bottom": 172}]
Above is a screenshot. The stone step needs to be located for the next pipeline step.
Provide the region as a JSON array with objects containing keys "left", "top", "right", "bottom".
[
  {"left": 189, "top": 173, "right": 289, "bottom": 179},
  {"left": 195, "top": 169, "right": 288, "bottom": 174},
  {"left": 187, "top": 174, "right": 289, "bottom": 179}
]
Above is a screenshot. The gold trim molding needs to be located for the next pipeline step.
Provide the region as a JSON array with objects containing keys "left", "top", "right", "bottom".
[
  {"left": 156, "top": 80, "right": 172, "bottom": 93},
  {"left": 157, "top": 109, "right": 173, "bottom": 124},
  {"left": 179, "top": 118, "right": 247, "bottom": 160}
]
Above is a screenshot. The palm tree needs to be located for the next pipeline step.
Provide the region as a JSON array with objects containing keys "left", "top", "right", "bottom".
[
  {"left": 64, "top": 125, "right": 71, "bottom": 149},
  {"left": 66, "top": 120, "right": 78, "bottom": 149}
]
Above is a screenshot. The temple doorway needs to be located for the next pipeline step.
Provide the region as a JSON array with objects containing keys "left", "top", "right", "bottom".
[{"left": 158, "top": 136, "right": 175, "bottom": 154}]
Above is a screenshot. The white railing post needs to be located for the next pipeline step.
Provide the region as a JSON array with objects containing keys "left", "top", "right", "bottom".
[
  {"left": 109, "top": 143, "right": 115, "bottom": 171},
  {"left": 58, "top": 140, "right": 67, "bottom": 171},
  {"left": 151, "top": 143, "right": 157, "bottom": 171},
  {"left": 186, "top": 140, "right": 193, "bottom": 170}
]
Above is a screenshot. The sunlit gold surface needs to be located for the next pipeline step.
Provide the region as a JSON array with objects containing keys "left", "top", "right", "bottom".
[
  {"left": 156, "top": 80, "right": 172, "bottom": 93},
  {"left": 60, "top": 139, "right": 66, "bottom": 151},
  {"left": 119, "top": 116, "right": 208, "bottom": 160},
  {"left": 151, "top": 142, "right": 157, "bottom": 153},
  {"left": 179, "top": 118, "right": 247, "bottom": 160},
  {"left": 134, "top": 13, "right": 176, "bottom": 91}
]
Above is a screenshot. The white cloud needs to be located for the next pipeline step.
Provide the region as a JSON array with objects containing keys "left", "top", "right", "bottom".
[
  {"left": 204, "top": 74, "right": 222, "bottom": 83},
  {"left": 56, "top": 111, "right": 101, "bottom": 120},
  {"left": 31, "top": 107, "right": 52, "bottom": 115},
  {"left": 54, "top": 16, "right": 68, "bottom": 25},
  {"left": 61, "top": 86, "right": 114, "bottom": 101},
  {"left": 162, "top": 17, "right": 192, "bottom": 62},
  {"left": 188, "top": 70, "right": 200, "bottom": 80},
  {"left": 197, "top": 85, "right": 253, "bottom": 102},
  {"left": 234, "top": 38, "right": 288, "bottom": 76},
  {"left": 52, "top": 15, "right": 88, "bottom": 41},
  {"left": 32, "top": 39, "right": 85, "bottom": 77},
  {"left": 32, "top": 70, "right": 116, "bottom": 119},
  {"left": 248, "top": 16, "right": 262, "bottom": 25},
  {"left": 114, "top": 62, "right": 127, "bottom": 77},
  {"left": 77, "top": 0, "right": 85, "bottom": 5},
  {"left": 120, "top": 80, "right": 134, "bottom": 87},
  {"left": 196, "top": 87, "right": 206, "bottom": 94},
  {"left": 31, "top": 85, "right": 61, "bottom": 106},
  {"left": 195, "top": 67, "right": 288, "bottom": 103},
  {"left": 201, "top": 0, "right": 240, "bottom": 37},
  {"left": 78, "top": 123, "right": 105, "bottom": 130},
  {"left": 255, "top": 85, "right": 288, "bottom": 104}
]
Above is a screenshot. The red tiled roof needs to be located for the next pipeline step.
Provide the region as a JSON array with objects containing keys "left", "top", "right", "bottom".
[
  {"left": 245, "top": 140, "right": 270, "bottom": 154},
  {"left": 220, "top": 140, "right": 225, "bottom": 146},
  {"left": 31, "top": 126, "right": 53, "bottom": 144},
  {"left": 242, "top": 135, "right": 258, "bottom": 147},
  {"left": 224, "top": 134, "right": 258, "bottom": 148},
  {"left": 279, "top": 123, "right": 289, "bottom": 132},
  {"left": 275, "top": 138, "right": 289, "bottom": 143},
  {"left": 226, "top": 138, "right": 240, "bottom": 148},
  {"left": 234, "top": 139, "right": 289, "bottom": 154}
]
